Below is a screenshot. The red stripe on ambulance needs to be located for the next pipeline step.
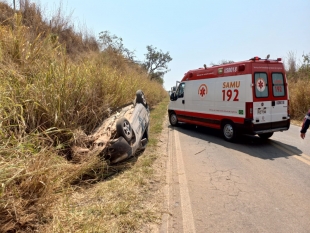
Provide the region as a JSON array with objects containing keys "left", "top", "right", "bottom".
[{"left": 168, "top": 56, "right": 290, "bottom": 142}]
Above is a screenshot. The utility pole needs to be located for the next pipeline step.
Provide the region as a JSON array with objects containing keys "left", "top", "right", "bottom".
[{"left": 13, "top": 0, "right": 16, "bottom": 30}]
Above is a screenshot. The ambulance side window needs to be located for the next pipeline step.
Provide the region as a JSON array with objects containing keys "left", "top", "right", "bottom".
[
  {"left": 176, "top": 83, "right": 185, "bottom": 98},
  {"left": 254, "top": 73, "right": 268, "bottom": 98},
  {"left": 272, "top": 73, "right": 285, "bottom": 97}
]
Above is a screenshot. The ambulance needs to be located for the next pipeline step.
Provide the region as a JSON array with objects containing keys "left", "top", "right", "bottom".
[{"left": 168, "top": 56, "right": 290, "bottom": 142}]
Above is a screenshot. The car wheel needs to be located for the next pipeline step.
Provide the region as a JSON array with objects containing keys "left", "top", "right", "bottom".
[
  {"left": 116, "top": 117, "right": 132, "bottom": 142},
  {"left": 136, "top": 90, "right": 147, "bottom": 107},
  {"left": 169, "top": 112, "right": 178, "bottom": 126},
  {"left": 222, "top": 121, "right": 237, "bottom": 142},
  {"left": 258, "top": 132, "right": 273, "bottom": 139}
]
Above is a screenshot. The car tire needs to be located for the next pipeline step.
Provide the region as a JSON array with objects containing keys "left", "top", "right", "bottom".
[
  {"left": 136, "top": 90, "right": 147, "bottom": 107},
  {"left": 222, "top": 121, "right": 237, "bottom": 142},
  {"left": 169, "top": 112, "right": 178, "bottom": 126},
  {"left": 116, "top": 117, "right": 132, "bottom": 142},
  {"left": 258, "top": 132, "right": 273, "bottom": 139}
]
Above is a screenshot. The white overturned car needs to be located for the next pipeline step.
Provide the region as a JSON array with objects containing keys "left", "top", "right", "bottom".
[
  {"left": 106, "top": 90, "right": 150, "bottom": 163},
  {"left": 72, "top": 90, "right": 150, "bottom": 164}
]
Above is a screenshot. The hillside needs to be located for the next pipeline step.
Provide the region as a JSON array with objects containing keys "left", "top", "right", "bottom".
[{"left": 0, "top": 1, "right": 167, "bottom": 232}]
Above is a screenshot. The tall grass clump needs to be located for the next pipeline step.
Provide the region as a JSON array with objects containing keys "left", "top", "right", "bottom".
[
  {"left": 285, "top": 52, "right": 310, "bottom": 120},
  {"left": 0, "top": 1, "right": 167, "bottom": 232}
]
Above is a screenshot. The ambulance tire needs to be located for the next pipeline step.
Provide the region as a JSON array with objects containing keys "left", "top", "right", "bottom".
[
  {"left": 136, "top": 90, "right": 147, "bottom": 108},
  {"left": 222, "top": 121, "right": 237, "bottom": 142},
  {"left": 258, "top": 132, "right": 273, "bottom": 140},
  {"left": 169, "top": 112, "right": 179, "bottom": 126}
]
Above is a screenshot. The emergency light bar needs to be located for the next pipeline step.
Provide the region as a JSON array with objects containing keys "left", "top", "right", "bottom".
[
  {"left": 249, "top": 56, "right": 261, "bottom": 61},
  {"left": 249, "top": 56, "right": 282, "bottom": 62}
]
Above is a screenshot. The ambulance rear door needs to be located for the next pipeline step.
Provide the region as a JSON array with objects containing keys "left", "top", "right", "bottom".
[
  {"left": 253, "top": 71, "right": 272, "bottom": 129},
  {"left": 269, "top": 70, "right": 289, "bottom": 128},
  {"left": 252, "top": 63, "right": 289, "bottom": 132}
]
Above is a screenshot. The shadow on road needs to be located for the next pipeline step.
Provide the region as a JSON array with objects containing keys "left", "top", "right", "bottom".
[{"left": 169, "top": 123, "right": 302, "bottom": 160}]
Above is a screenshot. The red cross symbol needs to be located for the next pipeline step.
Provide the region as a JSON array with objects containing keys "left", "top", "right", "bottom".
[
  {"left": 200, "top": 87, "right": 206, "bottom": 97},
  {"left": 256, "top": 78, "right": 265, "bottom": 92},
  {"left": 198, "top": 84, "right": 208, "bottom": 98}
]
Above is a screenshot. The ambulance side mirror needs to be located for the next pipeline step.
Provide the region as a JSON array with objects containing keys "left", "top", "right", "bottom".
[{"left": 170, "top": 92, "right": 177, "bottom": 101}]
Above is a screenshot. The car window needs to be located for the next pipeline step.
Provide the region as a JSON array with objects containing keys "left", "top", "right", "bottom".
[
  {"left": 254, "top": 72, "right": 268, "bottom": 98},
  {"left": 272, "top": 73, "right": 285, "bottom": 97},
  {"left": 176, "top": 83, "right": 185, "bottom": 98}
]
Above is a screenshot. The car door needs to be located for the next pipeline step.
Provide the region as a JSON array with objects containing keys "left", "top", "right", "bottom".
[{"left": 173, "top": 82, "right": 186, "bottom": 117}]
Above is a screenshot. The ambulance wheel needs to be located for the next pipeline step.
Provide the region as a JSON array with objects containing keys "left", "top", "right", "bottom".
[
  {"left": 136, "top": 90, "right": 147, "bottom": 108},
  {"left": 258, "top": 132, "right": 273, "bottom": 139},
  {"left": 116, "top": 117, "right": 132, "bottom": 142},
  {"left": 222, "top": 121, "right": 237, "bottom": 142},
  {"left": 169, "top": 112, "right": 178, "bottom": 126}
]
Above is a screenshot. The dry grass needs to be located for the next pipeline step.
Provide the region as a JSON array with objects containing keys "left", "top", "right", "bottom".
[
  {"left": 290, "top": 119, "right": 302, "bottom": 127},
  {"left": 288, "top": 79, "right": 310, "bottom": 120},
  {"left": 1, "top": 1, "right": 308, "bottom": 232},
  {"left": 286, "top": 52, "right": 310, "bottom": 120},
  {"left": 38, "top": 98, "right": 170, "bottom": 233},
  {"left": 0, "top": 1, "right": 168, "bottom": 232}
]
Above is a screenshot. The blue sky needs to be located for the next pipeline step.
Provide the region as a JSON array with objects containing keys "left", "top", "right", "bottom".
[{"left": 30, "top": 0, "right": 310, "bottom": 90}]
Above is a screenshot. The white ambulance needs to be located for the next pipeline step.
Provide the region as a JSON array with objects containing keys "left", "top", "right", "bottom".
[{"left": 168, "top": 56, "right": 290, "bottom": 141}]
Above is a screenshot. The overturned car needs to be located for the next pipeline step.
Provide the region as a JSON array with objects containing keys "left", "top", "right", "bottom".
[
  {"left": 106, "top": 91, "right": 150, "bottom": 163},
  {"left": 72, "top": 90, "right": 150, "bottom": 164}
]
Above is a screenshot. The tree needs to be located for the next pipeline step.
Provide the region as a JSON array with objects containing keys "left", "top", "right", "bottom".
[
  {"left": 286, "top": 51, "right": 297, "bottom": 75},
  {"left": 142, "top": 45, "right": 172, "bottom": 83},
  {"left": 210, "top": 60, "right": 234, "bottom": 66},
  {"left": 299, "top": 53, "right": 310, "bottom": 77},
  {"left": 98, "top": 31, "right": 135, "bottom": 61}
]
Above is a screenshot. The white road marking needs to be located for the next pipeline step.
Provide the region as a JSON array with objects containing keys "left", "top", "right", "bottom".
[{"left": 174, "top": 129, "right": 196, "bottom": 233}]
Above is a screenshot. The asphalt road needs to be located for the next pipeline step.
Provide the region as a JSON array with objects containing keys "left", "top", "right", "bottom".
[{"left": 161, "top": 122, "right": 310, "bottom": 233}]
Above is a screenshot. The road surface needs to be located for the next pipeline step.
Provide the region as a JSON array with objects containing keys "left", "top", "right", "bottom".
[{"left": 160, "top": 122, "right": 310, "bottom": 233}]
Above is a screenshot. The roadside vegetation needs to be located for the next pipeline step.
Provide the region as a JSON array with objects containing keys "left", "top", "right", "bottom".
[
  {"left": 0, "top": 0, "right": 309, "bottom": 232},
  {"left": 0, "top": 0, "right": 168, "bottom": 232},
  {"left": 285, "top": 52, "right": 310, "bottom": 122},
  {"left": 41, "top": 98, "right": 169, "bottom": 232}
]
